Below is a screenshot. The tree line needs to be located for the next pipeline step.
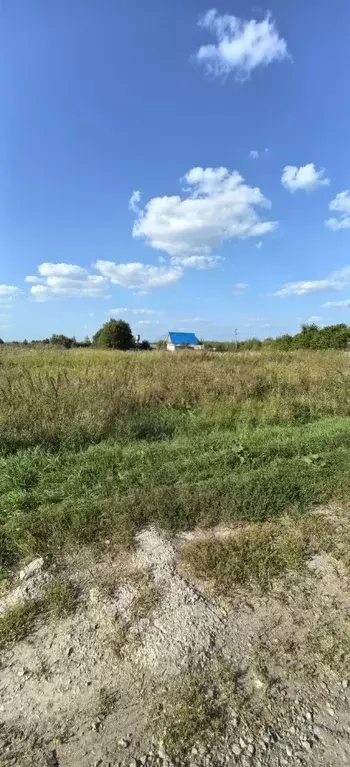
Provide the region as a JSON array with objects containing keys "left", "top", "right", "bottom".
[
  {"left": 207, "top": 323, "right": 350, "bottom": 352},
  {"left": 0, "top": 319, "right": 150, "bottom": 350}
]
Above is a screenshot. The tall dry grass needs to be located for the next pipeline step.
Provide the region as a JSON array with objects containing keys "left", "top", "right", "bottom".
[{"left": 0, "top": 347, "right": 349, "bottom": 451}]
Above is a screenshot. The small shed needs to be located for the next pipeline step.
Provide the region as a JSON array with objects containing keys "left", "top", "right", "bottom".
[{"left": 166, "top": 331, "right": 201, "bottom": 351}]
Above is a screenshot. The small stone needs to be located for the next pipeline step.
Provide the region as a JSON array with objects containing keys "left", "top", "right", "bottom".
[
  {"left": 239, "top": 737, "right": 246, "bottom": 749},
  {"left": 19, "top": 557, "right": 44, "bottom": 580},
  {"left": 302, "top": 741, "right": 312, "bottom": 752},
  {"left": 246, "top": 745, "right": 255, "bottom": 757},
  {"left": 286, "top": 745, "right": 293, "bottom": 757},
  {"left": 342, "top": 679, "right": 349, "bottom": 689},
  {"left": 92, "top": 720, "right": 101, "bottom": 732},
  {"left": 94, "top": 761, "right": 103, "bottom": 767},
  {"left": 130, "top": 760, "right": 138, "bottom": 767},
  {"left": 67, "top": 647, "right": 74, "bottom": 657},
  {"left": 118, "top": 738, "right": 130, "bottom": 748},
  {"left": 326, "top": 706, "right": 335, "bottom": 717},
  {"left": 305, "top": 711, "right": 312, "bottom": 721},
  {"left": 231, "top": 744, "right": 242, "bottom": 757},
  {"left": 90, "top": 587, "right": 100, "bottom": 605},
  {"left": 140, "top": 757, "right": 147, "bottom": 765}
]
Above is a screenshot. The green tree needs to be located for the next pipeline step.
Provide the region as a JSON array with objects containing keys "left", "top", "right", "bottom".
[
  {"left": 93, "top": 319, "right": 134, "bottom": 350},
  {"left": 50, "top": 334, "right": 73, "bottom": 349}
]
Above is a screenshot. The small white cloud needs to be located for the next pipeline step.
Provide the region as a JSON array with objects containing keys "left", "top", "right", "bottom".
[
  {"left": 281, "top": 163, "right": 330, "bottom": 193},
  {"left": 132, "top": 166, "right": 277, "bottom": 264},
  {"left": 0, "top": 285, "right": 20, "bottom": 296},
  {"left": 249, "top": 150, "right": 259, "bottom": 159},
  {"left": 196, "top": 10, "right": 288, "bottom": 80},
  {"left": 89, "top": 312, "right": 95, "bottom": 317},
  {"left": 325, "top": 191, "right": 350, "bottom": 230},
  {"left": 255, "top": 240, "right": 263, "bottom": 249},
  {"left": 95, "top": 260, "right": 182, "bottom": 290},
  {"left": 109, "top": 307, "right": 157, "bottom": 316},
  {"left": 322, "top": 299, "right": 350, "bottom": 308},
  {"left": 180, "top": 317, "right": 210, "bottom": 323},
  {"left": 137, "top": 320, "right": 160, "bottom": 326},
  {"left": 233, "top": 282, "right": 248, "bottom": 291},
  {"left": 274, "top": 266, "right": 350, "bottom": 296},
  {"left": 307, "top": 315, "right": 322, "bottom": 323},
  {"left": 128, "top": 190, "right": 141, "bottom": 213},
  {"left": 27, "top": 263, "right": 108, "bottom": 301}
]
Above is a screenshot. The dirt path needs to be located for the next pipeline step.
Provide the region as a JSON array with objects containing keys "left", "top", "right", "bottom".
[{"left": 1, "top": 525, "right": 350, "bottom": 766}]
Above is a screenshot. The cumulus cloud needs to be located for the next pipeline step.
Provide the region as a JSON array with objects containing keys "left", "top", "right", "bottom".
[
  {"left": 132, "top": 166, "right": 276, "bottom": 266},
  {"left": 322, "top": 299, "right": 350, "bottom": 309},
  {"left": 95, "top": 260, "right": 182, "bottom": 290},
  {"left": 128, "top": 190, "right": 141, "bottom": 213},
  {"left": 307, "top": 316, "right": 323, "bottom": 323},
  {"left": 274, "top": 266, "right": 350, "bottom": 296},
  {"left": 255, "top": 241, "right": 263, "bottom": 249},
  {"left": 281, "top": 163, "right": 330, "bottom": 192},
  {"left": 0, "top": 285, "right": 20, "bottom": 296},
  {"left": 196, "top": 10, "right": 288, "bottom": 79},
  {"left": 27, "top": 263, "right": 108, "bottom": 301},
  {"left": 249, "top": 150, "right": 259, "bottom": 159},
  {"left": 325, "top": 191, "right": 350, "bottom": 230}
]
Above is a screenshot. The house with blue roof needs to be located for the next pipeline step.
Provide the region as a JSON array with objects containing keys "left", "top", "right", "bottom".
[{"left": 166, "top": 331, "right": 201, "bottom": 352}]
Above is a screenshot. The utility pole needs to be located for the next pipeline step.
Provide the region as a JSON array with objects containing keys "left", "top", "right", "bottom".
[{"left": 234, "top": 328, "right": 238, "bottom": 352}]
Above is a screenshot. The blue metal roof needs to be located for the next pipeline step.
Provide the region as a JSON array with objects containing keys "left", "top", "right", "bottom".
[{"left": 168, "top": 332, "right": 199, "bottom": 345}]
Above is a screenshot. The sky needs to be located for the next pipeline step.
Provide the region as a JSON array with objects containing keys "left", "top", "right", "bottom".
[{"left": 1, "top": 0, "right": 350, "bottom": 342}]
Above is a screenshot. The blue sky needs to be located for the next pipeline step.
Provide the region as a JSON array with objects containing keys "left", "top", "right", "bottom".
[{"left": 1, "top": 0, "right": 350, "bottom": 341}]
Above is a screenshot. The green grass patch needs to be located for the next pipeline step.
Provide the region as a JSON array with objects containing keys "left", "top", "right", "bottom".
[{"left": 0, "top": 600, "right": 41, "bottom": 648}]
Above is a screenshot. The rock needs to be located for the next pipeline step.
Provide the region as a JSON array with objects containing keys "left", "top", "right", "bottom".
[
  {"left": 94, "top": 761, "right": 103, "bottom": 767},
  {"left": 90, "top": 587, "right": 100, "bottom": 605},
  {"left": 302, "top": 741, "right": 312, "bottom": 752},
  {"left": 118, "top": 738, "right": 130, "bottom": 748},
  {"left": 285, "top": 745, "right": 293, "bottom": 757},
  {"left": 326, "top": 706, "right": 335, "bottom": 717},
  {"left": 342, "top": 679, "right": 349, "bottom": 689},
  {"left": 19, "top": 558, "right": 44, "bottom": 581},
  {"left": 246, "top": 745, "right": 255, "bottom": 756},
  {"left": 140, "top": 757, "right": 147, "bottom": 765},
  {"left": 130, "top": 760, "right": 138, "bottom": 767},
  {"left": 231, "top": 744, "right": 242, "bottom": 757},
  {"left": 239, "top": 737, "right": 246, "bottom": 749},
  {"left": 67, "top": 647, "right": 74, "bottom": 657},
  {"left": 45, "top": 749, "right": 59, "bottom": 767}
]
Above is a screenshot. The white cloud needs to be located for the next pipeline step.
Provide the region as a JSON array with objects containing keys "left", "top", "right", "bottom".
[
  {"left": 129, "top": 190, "right": 141, "bottom": 213},
  {"left": 281, "top": 163, "right": 330, "bottom": 192},
  {"left": 325, "top": 191, "right": 350, "bottom": 230},
  {"left": 307, "top": 316, "right": 323, "bottom": 323},
  {"left": 171, "top": 254, "right": 218, "bottom": 269},
  {"left": 89, "top": 312, "right": 95, "bottom": 317},
  {"left": 234, "top": 282, "right": 248, "bottom": 289},
  {"left": 274, "top": 266, "right": 350, "bottom": 296},
  {"left": 196, "top": 10, "right": 288, "bottom": 79},
  {"left": 28, "top": 262, "right": 108, "bottom": 301},
  {"left": 0, "top": 285, "right": 20, "bottom": 296},
  {"left": 322, "top": 299, "right": 350, "bottom": 309},
  {"left": 137, "top": 320, "right": 160, "bottom": 326},
  {"left": 255, "top": 240, "right": 263, "bottom": 249},
  {"left": 95, "top": 260, "right": 182, "bottom": 290},
  {"left": 180, "top": 317, "right": 210, "bottom": 323},
  {"left": 109, "top": 307, "right": 157, "bottom": 316},
  {"left": 132, "top": 166, "right": 276, "bottom": 265},
  {"left": 249, "top": 150, "right": 259, "bottom": 160}
]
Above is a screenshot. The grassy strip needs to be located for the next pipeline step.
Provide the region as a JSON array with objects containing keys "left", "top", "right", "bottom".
[
  {"left": 181, "top": 515, "right": 337, "bottom": 593},
  {"left": 1, "top": 443, "right": 350, "bottom": 573}
]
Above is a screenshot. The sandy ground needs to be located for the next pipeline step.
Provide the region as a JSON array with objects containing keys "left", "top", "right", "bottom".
[{"left": 1, "top": 520, "right": 350, "bottom": 766}]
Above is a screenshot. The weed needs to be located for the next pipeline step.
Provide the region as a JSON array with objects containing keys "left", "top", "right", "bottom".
[
  {"left": 308, "top": 620, "right": 350, "bottom": 676},
  {"left": 42, "top": 580, "right": 79, "bottom": 618},
  {"left": 0, "top": 600, "right": 40, "bottom": 648},
  {"left": 110, "top": 618, "right": 129, "bottom": 659},
  {"left": 98, "top": 686, "right": 120, "bottom": 717}
]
